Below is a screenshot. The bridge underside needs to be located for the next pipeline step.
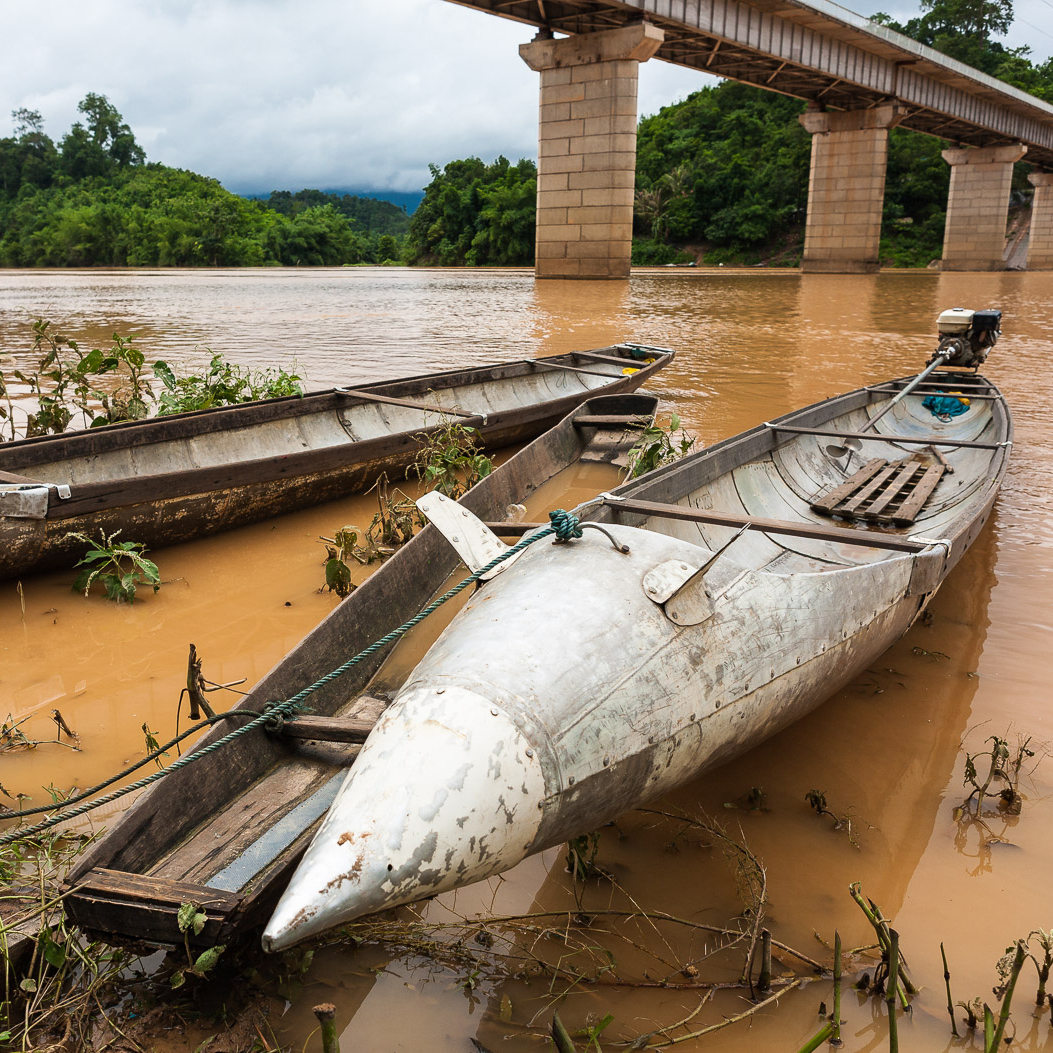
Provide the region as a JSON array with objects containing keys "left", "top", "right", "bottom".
[{"left": 450, "top": 0, "right": 1053, "bottom": 169}]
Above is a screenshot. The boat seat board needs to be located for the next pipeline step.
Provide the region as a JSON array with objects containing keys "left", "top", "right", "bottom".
[
  {"left": 604, "top": 496, "right": 929, "bottom": 552},
  {"left": 66, "top": 869, "right": 239, "bottom": 945},
  {"left": 336, "top": 389, "right": 478, "bottom": 418},
  {"left": 768, "top": 424, "right": 1003, "bottom": 450},
  {"left": 811, "top": 458, "right": 945, "bottom": 526},
  {"left": 572, "top": 415, "right": 651, "bottom": 428}
]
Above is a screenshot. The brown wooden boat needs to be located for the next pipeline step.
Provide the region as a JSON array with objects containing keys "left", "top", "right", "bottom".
[
  {"left": 0, "top": 345, "right": 671, "bottom": 579},
  {"left": 60, "top": 391, "right": 660, "bottom": 949}
]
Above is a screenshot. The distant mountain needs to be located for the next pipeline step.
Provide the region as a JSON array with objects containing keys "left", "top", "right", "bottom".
[{"left": 247, "top": 188, "right": 422, "bottom": 236}]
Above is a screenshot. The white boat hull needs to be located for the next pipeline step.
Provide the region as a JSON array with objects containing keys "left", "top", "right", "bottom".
[{"left": 263, "top": 524, "right": 938, "bottom": 950}]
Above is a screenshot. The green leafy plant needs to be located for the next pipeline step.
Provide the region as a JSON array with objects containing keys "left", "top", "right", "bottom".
[
  {"left": 68, "top": 529, "right": 161, "bottom": 603},
  {"left": 322, "top": 526, "right": 359, "bottom": 597},
  {"left": 153, "top": 351, "right": 302, "bottom": 414},
  {"left": 172, "top": 902, "right": 226, "bottom": 989},
  {"left": 627, "top": 413, "right": 696, "bottom": 478},
  {"left": 411, "top": 418, "right": 492, "bottom": 500}
]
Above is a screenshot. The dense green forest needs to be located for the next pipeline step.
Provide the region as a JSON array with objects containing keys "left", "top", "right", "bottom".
[
  {"left": 0, "top": 95, "right": 406, "bottom": 267},
  {"left": 261, "top": 189, "right": 410, "bottom": 237},
  {"left": 404, "top": 156, "right": 537, "bottom": 266}
]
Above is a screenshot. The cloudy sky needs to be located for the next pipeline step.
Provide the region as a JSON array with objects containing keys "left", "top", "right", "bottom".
[{"left": 2, "top": 0, "right": 1050, "bottom": 198}]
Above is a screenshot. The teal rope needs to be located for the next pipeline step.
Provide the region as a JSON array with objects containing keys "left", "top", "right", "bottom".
[{"left": 0, "top": 510, "right": 578, "bottom": 847}]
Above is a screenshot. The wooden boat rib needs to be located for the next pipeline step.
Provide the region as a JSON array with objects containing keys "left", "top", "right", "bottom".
[
  {"left": 60, "top": 392, "right": 660, "bottom": 948},
  {"left": 0, "top": 345, "right": 671, "bottom": 579},
  {"left": 259, "top": 362, "right": 1010, "bottom": 950}
]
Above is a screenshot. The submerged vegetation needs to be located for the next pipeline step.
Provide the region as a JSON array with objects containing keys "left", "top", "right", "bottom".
[
  {"left": 0, "top": 319, "right": 303, "bottom": 441},
  {"left": 68, "top": 529, "right": 161, "bottom": 604}
]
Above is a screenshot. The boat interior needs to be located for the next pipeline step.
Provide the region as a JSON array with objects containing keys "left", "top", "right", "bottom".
[{"left": 597, "top": 371, "right": 1010, "bottom": 577}]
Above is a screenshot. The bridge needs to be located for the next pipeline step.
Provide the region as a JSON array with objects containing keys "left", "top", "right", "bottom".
[{"left": 447, "top": 0, "right": 1053, "bottom": 277}]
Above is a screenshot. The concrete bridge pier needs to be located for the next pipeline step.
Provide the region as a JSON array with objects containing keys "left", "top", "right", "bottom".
[
  {"left": 798, "top": 103, "right": 904, "bottom": 273},
  {"left": 1027, "top": 171, "right": 1053, "bottom": 269},
  {"left": 520, "top": 24, "right": 663, "bottom": 279},
  {"left": 940, "top": 144, "right": 1027, "bottom": 270}
]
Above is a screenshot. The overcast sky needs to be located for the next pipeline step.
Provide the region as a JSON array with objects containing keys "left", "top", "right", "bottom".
[{"left": 2, "top": 0, "right": 1050, "bottom": 198}]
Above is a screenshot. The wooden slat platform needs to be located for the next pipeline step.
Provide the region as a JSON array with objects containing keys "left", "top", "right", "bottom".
[{"left": 811, "top": 457, "right": 945, "bottom": 526}]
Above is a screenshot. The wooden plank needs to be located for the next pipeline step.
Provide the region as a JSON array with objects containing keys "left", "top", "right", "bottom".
[
  {"left": 603, "top": 497, "right": 930, "bottom": 552},
  {"left": 841, "top": 461, "right": 906, "bottom": 515},
  {"left": 891, "top": 464, "right": 946, "bottom": 524},
  {"left": 572, "top": 350, "right": 647, "bottom": 368},
  {"left": 864, "top": 460, "right": 923, "bottom": 518},
  {"left": 572, "top": 414, "right": 650, "bottom": 428},
  {"left": 484, "top": 521, "right": 547, "bottom": 535},
  {"left": 335, "top": 388, "right": 479, "bottom": 418},
  {"left": 531, "top": 359, "right": 625, "bottom": 380},
  {"left": 280, "top": 714, "right": 381, "bottom": 743},
  {"left": 766, "top": 424, "right": 1004, "bottom": 450},
  {"left": 866, "top": 386, "right": 1001, "bottom": 400},
  {"left": 0, "top": 469, "right": 45, "bottom": 486},
  {"left": 811, "top": 458, "right": 887, "bottom": 512},
  {"left": 72, "top": 868, "right": 241, "bottom": 908}
]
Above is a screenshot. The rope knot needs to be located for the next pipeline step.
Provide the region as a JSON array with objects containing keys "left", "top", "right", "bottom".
[
  {"left": 548, "top": 509, "right": 583, "bottom": 543},
  {"left": 263, "top": 699, "right": 302, "bottom": 735}
]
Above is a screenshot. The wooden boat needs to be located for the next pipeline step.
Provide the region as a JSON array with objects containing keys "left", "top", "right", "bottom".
[
  {"left": 60, "top": 392, "right": 660, "bottom": 948},
  {"left": 0, "top": 344, "right": 671, "bottom": 579},
  {"left": 262, "top": 320, "right": 1011, "bottom": 950}
]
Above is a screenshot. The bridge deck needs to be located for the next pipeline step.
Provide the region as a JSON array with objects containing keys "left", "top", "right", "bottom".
[{"left": 447, "top": 0, "right": 1053, "bottom": 168}]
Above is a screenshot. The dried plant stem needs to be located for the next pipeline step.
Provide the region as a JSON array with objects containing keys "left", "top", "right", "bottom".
[
  {"left": 832, "top": 930, "right": 843, "bottom": 1047},
  {"left": 941, "top": 942, "right": 959, "bottom": 1037},
  {"left": 638, "top": 978, "right": 806, "bottom": 1047},
  {"left": 886, "top": 928, "right": 900, "bottom": 1053}
]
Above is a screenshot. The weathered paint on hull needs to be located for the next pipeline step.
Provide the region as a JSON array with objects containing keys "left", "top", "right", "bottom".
[{"left": 262, "top": 523, "right": 939, "bottom": 950}]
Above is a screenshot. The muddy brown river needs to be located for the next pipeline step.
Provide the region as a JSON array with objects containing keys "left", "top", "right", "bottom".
[{"left": 1, "top": 267, "right": 1051, "bottom": 1051}]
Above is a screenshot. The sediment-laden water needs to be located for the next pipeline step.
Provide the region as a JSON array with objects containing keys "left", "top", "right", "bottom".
[{"left": 1, "top": 267, "right": 1051, "bottom": 1050}]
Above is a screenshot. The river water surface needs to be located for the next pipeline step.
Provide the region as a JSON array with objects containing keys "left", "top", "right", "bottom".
[{"left": 1, "top": 267, "right": 1052, "bottom": 1051}]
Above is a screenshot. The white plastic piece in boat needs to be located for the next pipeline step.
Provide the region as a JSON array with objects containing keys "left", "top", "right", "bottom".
[{"left": 416, "top": 491, "right": 526, "bottom": 580}]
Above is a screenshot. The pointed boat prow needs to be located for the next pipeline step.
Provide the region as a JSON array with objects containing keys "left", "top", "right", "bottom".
[{"left": 262, "top": 685, "right": 546, "bottom": 951}]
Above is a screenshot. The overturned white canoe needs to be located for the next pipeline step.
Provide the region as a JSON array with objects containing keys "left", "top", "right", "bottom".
[{"left": 264, "top": 333, "right": 1011, "bottom": 951}]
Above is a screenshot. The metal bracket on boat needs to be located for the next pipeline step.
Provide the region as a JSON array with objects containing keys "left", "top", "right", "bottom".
[
  {"left": 416, "top": 491, "right": 523, "bottom": 581},
  {"left": 0, "top": 482, "right": 71, "bottom": 520},
  {"left": 643, "top": 523, "right": 751, "bottom": 625},
  {"left": 905, "top": 537, "right": 952, "bottom": 597}
]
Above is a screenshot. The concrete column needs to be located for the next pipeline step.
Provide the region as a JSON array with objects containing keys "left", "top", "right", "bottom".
[
  {"left": 940, "top": 143, "right": 1027, "bottom": 271},
  {"left": 797, "top": 104, "right": 905, "bottom": 274},
  {"left": 520, "top": 24, "right": 663, "bottom": 279},
  {"left": 1027, "top": 171, "right": 1053, "bottom": 270}
]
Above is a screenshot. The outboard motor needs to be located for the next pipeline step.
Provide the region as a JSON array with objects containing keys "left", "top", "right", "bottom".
[{"left": 932, "top": 308, "right": 1001, "bottom": 369}]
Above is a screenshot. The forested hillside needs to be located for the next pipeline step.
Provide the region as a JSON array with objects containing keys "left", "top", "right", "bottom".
[
  {"left": 4, "top": 0, "right": 1050, "bottom": 272},
  {"left": 0, "top": 96, "right": 406, "bottom": 267},
  {"left": 633, "top": 0, "right": 1052, "bottom": 266}
]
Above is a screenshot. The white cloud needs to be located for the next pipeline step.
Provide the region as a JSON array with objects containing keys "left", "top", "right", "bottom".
[{"left": 0, "top": 0, "right": 1047, "bottom": 197}]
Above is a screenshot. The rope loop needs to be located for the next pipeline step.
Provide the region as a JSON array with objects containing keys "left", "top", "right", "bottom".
[{"left": 548, "top": 508, "right": 583, "bottom": 542}]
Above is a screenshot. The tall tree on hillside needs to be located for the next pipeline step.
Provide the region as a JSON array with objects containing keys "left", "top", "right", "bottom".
[{"left": 60, "top": 93, "right": 144, "bottom": 181}]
